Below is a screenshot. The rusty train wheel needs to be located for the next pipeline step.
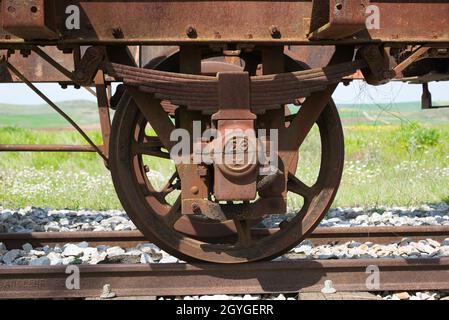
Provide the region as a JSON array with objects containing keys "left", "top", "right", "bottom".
[{"left": 109, "top": 51, "right": 345, "bottom": 263}]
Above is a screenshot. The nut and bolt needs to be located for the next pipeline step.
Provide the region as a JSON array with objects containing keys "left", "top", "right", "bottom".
[
  {"left": 269, "top": 25, "right": 281, "bottom": 38},
  {"left": 186, "top": 26, "right": 197, "bottom": 38},
  {"left": 112, "top": 27, "right": 124, "bottom": 39},
  {"left": 192, "top": 203, "right": 201, "bottom": 213}
]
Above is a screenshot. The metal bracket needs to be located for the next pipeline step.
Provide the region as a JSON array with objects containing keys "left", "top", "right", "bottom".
[
  {"left": 2, "top": 0, "right": 58, "bottom": 40},
  {"left": 422, "top": 83, "right": 449, "bottom": 109},
  {"left": 308, "top": 0, "right": 369, "bottom": 40}
]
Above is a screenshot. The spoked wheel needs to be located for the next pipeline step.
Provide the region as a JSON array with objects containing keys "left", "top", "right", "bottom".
[{"left": 109, "top": 49, "right": 346, "bottom": 263}]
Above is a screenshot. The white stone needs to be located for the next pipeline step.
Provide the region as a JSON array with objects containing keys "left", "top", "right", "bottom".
[
  {"left": 199, "top": 295, "right": 230, "bottom": 301},
  {"left": 140, "top": 253, "right": 154, "bottom": 264},
  {"left": 125, "top": 249, "right": 142, "bottom": 256},
  {"left": 243, "top": 295, "right": 260, "bottom": 300},
  {"left": 159, "top": 255, "right": 178, "bottom": 263},
  {"left": 29, "top": 250, "right": 46, "bottom": 257},
  {"left": 62, "top": 244, "right": 84, "bottom": 257},
  {"left": 30, "top": 256, "right": 51, "bottom": 266},
  {"left": 106, "top": 246, "right": 125, "bottom": 257},
  {"left": 138, "top": 243, "right": 160, "bottom": 254},
  {"left": 426, "top": 239, "right": 441, "bottom": 248},
  {"left": 89, "top": 252, "right": 107, "bottom": 265},
  {"left": 294, "top": 244, "right": 312, "bottom": 255},
  {"left": 62, "top": 256, "right": 76, "bottom": 264},
  {"left": 47, "top": 252, "right": 63, "bottom": 265},
  {"left": 81, "top": 247, "right": 99, "bottom": 262}
]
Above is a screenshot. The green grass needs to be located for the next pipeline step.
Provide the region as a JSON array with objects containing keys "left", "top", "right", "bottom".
[
  {"left": 1, "top": 101, "right": 449, "bottom": 210},
  {"left": 1, "top": 122, "right": 449, "bottom": 210}
]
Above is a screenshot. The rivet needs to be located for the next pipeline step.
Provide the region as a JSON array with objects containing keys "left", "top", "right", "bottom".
[{"left": 191, "top": 186, "right": 199, "bottom": 195}]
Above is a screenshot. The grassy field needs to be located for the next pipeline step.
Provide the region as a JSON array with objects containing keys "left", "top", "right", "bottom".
[
  {"left": 1, "top": 101, "right": 449, "bottom": 210},
  {"left": 0, "top": 101, "right": 100, "bottom": 129}
]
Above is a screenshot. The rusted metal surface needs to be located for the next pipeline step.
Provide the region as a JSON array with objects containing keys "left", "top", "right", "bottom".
[
  {"left": 1, "top": 1, "right": 449, "bottom": 44},
  {"left": 2, "top": 0, "right": 58, "bottom": 40},
  {"left": 94, "top": 69, "right": 111, "bottom": 158},
  {"left": 2, "top": 225, "right": 449, "bottom": 249},
  {"left": 308, "top": 0, "right": 370, "bottom": 40},
  {"left": 1, "top": 258, "right": 449, "bottom": 298},
  {"left": 107, "top": 59, "right": 365, "bottom": 114},
  {"left": 0, "top": 47, "right": 73, "bottom": 82}
]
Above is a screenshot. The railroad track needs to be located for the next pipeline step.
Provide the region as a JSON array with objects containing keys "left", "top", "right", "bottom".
[
  {"left": 1, "top": 225, "right": 449, "bottom": 299},
  {"left": 1, "top": 258, "right": 448, "bottom": 299},
  {"left": 1, "top": 225, "right": 448, "bottom": 249}
]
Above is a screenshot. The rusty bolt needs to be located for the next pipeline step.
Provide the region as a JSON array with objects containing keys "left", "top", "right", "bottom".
[
  {"left": 20, "top": 49, "right": 31, "bottom": 58},
  {"left": 112, "top": 27, "right": 124, "bottom": 39},
  {"left": 191, "top": 203, "right": 201, "bottom": 213},
  {"left": 269, "top": 25, "right": 281, "bottom": 38},
  {"left": 186, "top": 26, "right": 197, "bottom": 38},
  {"left": 7, "top": 6, "right": 16, "bottom": 13},
  {"left": 190, "top": 186, "right": 200, "bottom": 195}
]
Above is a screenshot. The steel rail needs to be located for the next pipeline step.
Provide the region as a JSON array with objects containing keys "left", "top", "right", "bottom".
[
  {"left": 1, "top": 258, "right": 449, "bottom": 299},
  {"left": 1, "top": 225, "right": 448, "bottom": 249}
]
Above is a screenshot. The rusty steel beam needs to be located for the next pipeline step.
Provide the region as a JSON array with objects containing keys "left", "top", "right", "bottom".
[
  {"left": 1, "top": 1, "right": 449, "bottom": 45},
  {"left": 1, "top": 258, "right": 449, "bottom": 298},
  {"left": 2, "top": 225, "right": 449, "bottom": 249}
]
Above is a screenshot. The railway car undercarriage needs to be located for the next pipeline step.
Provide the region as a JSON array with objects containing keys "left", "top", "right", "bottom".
[{"left": 1, "top": 0, "right": 449, "bottom": 263}]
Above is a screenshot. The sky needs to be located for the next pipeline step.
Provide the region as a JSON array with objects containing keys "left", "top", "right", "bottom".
[{"left": 0, "top": 80, "right": 447, "bottom": 105}]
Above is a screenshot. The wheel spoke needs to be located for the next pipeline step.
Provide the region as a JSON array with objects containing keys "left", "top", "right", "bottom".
[
  {"left": 160, "top": 173, "right": 180, "bottom": 197},
  {"left": 233, "top": 219, "right": 252, "bottom": 247},
  {"left": 132, "top": 136, "right": 170, "bottom": 158},
  {"left": 287, "top": 172, "right": 313, "bottom": 201},
  {"left": 163, "top": 196, "right": 182, "bottom": 227}
]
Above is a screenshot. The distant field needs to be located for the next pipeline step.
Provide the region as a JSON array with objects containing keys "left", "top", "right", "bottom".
[
  {"left": 1, "top": 100, "right": 449, "bottom": 129},
  {"left": 338, "top": 101, "right": 449, "bottom": 126},
  {"left": 0, "top": 100, "right": 100, "bottom": 129}
]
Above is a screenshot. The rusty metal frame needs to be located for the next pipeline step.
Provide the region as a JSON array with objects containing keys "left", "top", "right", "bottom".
[{"left": 1, "top": 1, "right": 449, "bottom": 45}]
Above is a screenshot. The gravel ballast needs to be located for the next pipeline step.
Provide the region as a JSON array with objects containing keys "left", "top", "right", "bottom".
[{"left": 1, "top": 203, "right": 449, "bottom": 300}]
